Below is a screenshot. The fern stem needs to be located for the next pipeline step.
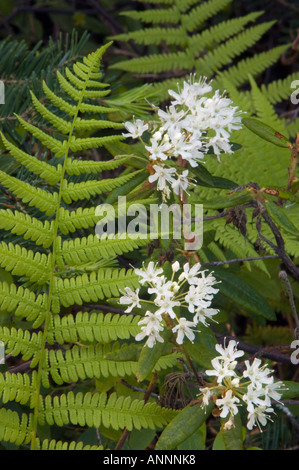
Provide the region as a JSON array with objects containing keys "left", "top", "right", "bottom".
[{"left": 30, "top": 53, "right": 100, "bottom": 450}]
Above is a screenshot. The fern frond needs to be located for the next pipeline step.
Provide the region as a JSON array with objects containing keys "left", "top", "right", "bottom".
[
  {"left": 187, "top": 11, "right": 263, "bottom": 54},
  {"left": 42, "top": 344, "right": 139, "bottom": 385},
  {"left": 0, "top": 327, "right": 43, "bottom": 367},
  {"left": 203, "top": 217, "right": 270, "bottom": 275},
  {"left": 181, "top": 0, "right": 232, "bottom": 32},
  {"left": 216, "top": 44, "right": 289, "bottom": 88},
  {"left": 249, "top": 75, "right": 286, "bottom": 130},
  {"left": 48, "top": 312, "right": 141, "bottom": 345},
  {"left": 68, "top": 134, "right": 124, "bottom": 153},
  {"left": 35, "top": 438, "right": 103, "bottom": 450},
  {"left": 112, "top": 26, "right": 188, "bottom": 46},
  {"left": 42, "top": 80, "right": 77, "bottom": 117},
  {"left": 58, "top": 206, "right": 99, "bottom": 234},
  {"left": 0, "top": 132, "right": 63, "bottom": 185},
  {"left": 0, "top": 41, "right": 179, "bottom": 449},
  {"left": 0, "top": 282, "right": 48, "bottom": 326},
  {"left": 0, "top": 371, "right": 37, "bottom": 407},
  {"left": 42, "top": 343, "right": 182, "bottom": 386},
  {"left": 120, "top": 7, "right": 181, "bottom": 24},
  {"left": 195, "top": 21, "right": 276, "bottom": 76},
  {"left": 57, "top": 195, "right": 157, "bottom": 234},
  {"left": 52, "top": 268, "right": 139, "bottom": 313},
  {"left": 58, "top": 233, "right": 150, "bottom": 266},
  {"left": 65, "top": 156, "right": 128, "bottom": 176},
  {"left": 0, "top": 242, "right": 51, "bottom": 284},
  {"left": 65, "top": 66, "right": 109, "bottom": 90},
  {"left": 0, "top": 170, "right": 58, "bottom": 216},
  {"left": 30, "top": 91, "right": 72, "bottom": 135},
  {"left": 56, "top": 71, "right": 111, "bottom": 101},
  {"left": 16, "top": 115, "right": 67, "bottom": 158},
  {"left": 61, "top": 171, "right": 138, "bottom": 204},
  {"left": 73, "top": 117, "right": 124, "bottom": 132},
  {"left": 261, "top": 72, "right": 299, "bottom": 105},
  {"left": 0, "top": 409, "right": 32, "bottom": 446},
  {"left": 0, "top": 209, "right": 54, "bottom": 248},
  {"left": 285, "top": 117, "right": 299, "bottom": 139},
  {"left": 38, "top": 391, "right": 178, "bottom": 430},
  {"left": 111, "top": 51, "right": 195, "bottom": 74}
]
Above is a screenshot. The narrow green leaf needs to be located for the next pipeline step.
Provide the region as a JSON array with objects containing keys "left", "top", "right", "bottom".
[
  {"left": 201, "top": 190, "right": 252, "bottom": 210},
  {"left": 265, "top": 200, "right": 298, "bottom": 236},
  {"left": 243, "top": 117, "right": 290, "bottom": 148},
  {"left": 192, "top": 163, "right": 238, "bottom": 189},
  {"left": 281, "top": 381, "right": 299, "bottom": 400},
  {"left": 177, "top": 423, "right": 206, "bottom": 450},
  {"left": 220, "top": 413, "right": 244, "bottom": 450},
  {"left": 213, "top": 268, "right": 276, "bottom": 321},
  {"left": 155, "top": 401, "right": 214, "bottom": 450}
]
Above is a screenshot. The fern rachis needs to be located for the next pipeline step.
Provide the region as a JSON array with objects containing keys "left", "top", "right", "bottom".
[{"left": 0, "top": 43, "right": 177, "bottom": 450}]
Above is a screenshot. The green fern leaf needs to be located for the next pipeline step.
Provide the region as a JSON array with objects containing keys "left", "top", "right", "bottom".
[
  {"left": 0, "top": 242, "right": 51, "bottom": 284},
  {"left": 0, "top": 281, "right": 48, "bottom": 326},
  {"left": 0, "top": 327, "right": 43, "bottom": 367},
  {"left": 65, "top": 156, "right": 128, "bottom": 176},
  {"left": 61, "top": 171, "right": 139, "bottom": 204},
  {"left": 1, "top": 132, "right": 63, "bottom": 184},
  {"left": 0, "top": 409, "right": 32, "bottom": 446},
  {"left": 0, "top": 170, "right": 58, "bottom": 216},
  {"left": 0, "top": 209, "right": 54, "bottom": 248},
  {"left": 52, "top": 268, "right": 139, "bottom": 313},
  {"left": 48, "top": 312, "right": 141, "bottom": 345},
  {"left": 58, "top": 233, "right": 150, "bottom": 266},
  {"left": 0, "top": 371, "right": 37, "bottom": 407},
  {"left": 38, "top": 391, "right": 178, "bottom": 431}
]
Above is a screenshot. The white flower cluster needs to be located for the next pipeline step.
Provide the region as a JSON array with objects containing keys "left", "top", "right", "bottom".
[
  {"left": 200, "top": 340, "right": 286, "bottom": 431},
  {"left": 119, "top": 261, "right": 219, "bottom": 348},
  {"left": 123, "top": 75, "right": 242, "bottom": 200}
]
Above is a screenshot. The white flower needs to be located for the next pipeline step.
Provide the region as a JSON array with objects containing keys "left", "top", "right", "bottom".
[
  {"left": 265, "top": 381, "right": 284, "bottom": 403},
  {"left": 145, "top": 137, "right": 172, "bottom": 161},
  {"left": 172, "top": 317, "right": 196, "bottom": 344},
  {"left": 200, "top": 387, "right": 213, "bottom": 406},
  {"left": 178, "top": 262, "right": 202, "bottom": 285},
  {"left": 185, "top": 284, "right": 213, "bottom": 313},
  {"left": 155, "top": 297, "right": 181, "bottom": 319},
  {"left": 148, "top": 278, "right": 173, "bottom": 300},
  {"left": 243, "top": 358, "right": 273, "bottom": 389},
  {"left": 171, "top": 170, "right": 192, "bottom": 197},
  {"left": 123, "top": 118, "right": 148, "bottom": 138},
  {"left": 135, "top": 311, "right": 164, "bottom": 348},
  {"left": 208, "top": 136, "right": 233, "bottom": 157},
  {"left": 135, "top": 261, "right": 163, "bottom": 285},
  {"left": 148, "top": 164, "right": 176, "bottom": 191},
  {"left": 157, "top": 105, "right": 186, "bottom": 131},
  {"left": 247, "top": 405, "right": 274, "bottom": 431},
  {"left": 168, "top": 76, "right": 212, "bottom": 108},
  {"left": 193, "top": 307, "right": 219, "bottom": 327},
  {"left": 243, "top": 384, "right": 269, "bottom": 412},
  {"left": 169, "top": 130, "right": 203, "bottom": 165},
  {"left": 214, "top": 340, "right": 245, "bottom": 364},
  {"left": 119, "top": 287, "right": 141, "bottom": 313},
  {"left": 195, "top": 270, "right": 219, "bottom": 295},
  {"left": 216, "top": 390, "right": 240, "bottom": 418},
  {"left": 206, "top": 357, "right": 238, "bottom": 384},
  {"left": 172, "top": 261, "right": 180, "bottom": 272}
]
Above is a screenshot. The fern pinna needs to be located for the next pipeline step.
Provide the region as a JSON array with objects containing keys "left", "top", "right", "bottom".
[
  {"left": 0, "top": 43, "right": 178, "bottom": 450},
  {"left": 111, "top": 0, "right": 296, "bottom": 100}
]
